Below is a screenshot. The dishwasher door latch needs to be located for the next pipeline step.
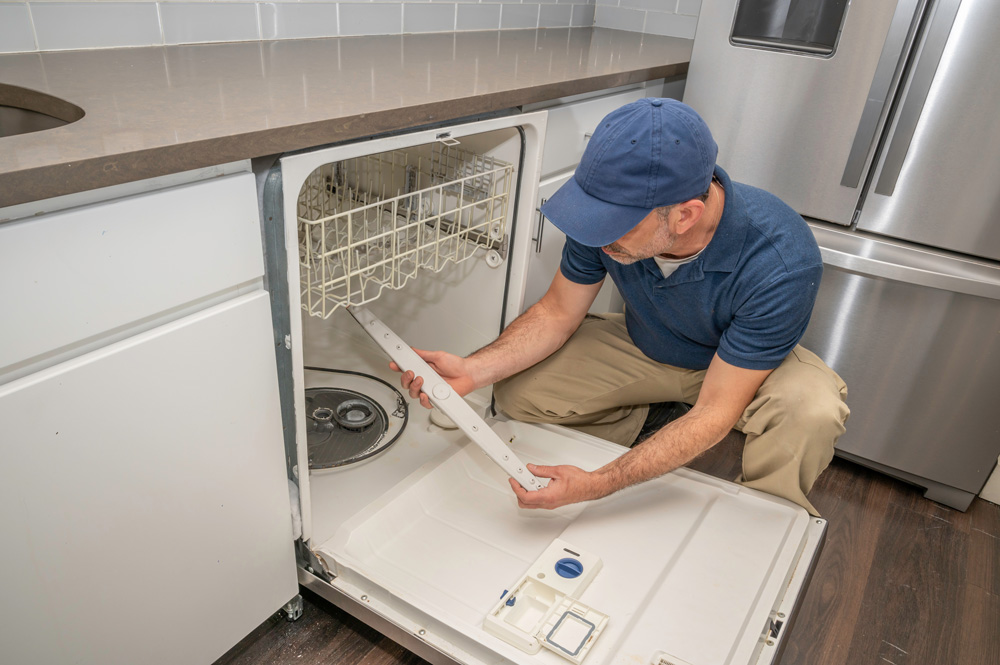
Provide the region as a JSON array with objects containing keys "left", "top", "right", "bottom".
[{"left": 435, "top": 132, "right": 461, "bottom": 146}]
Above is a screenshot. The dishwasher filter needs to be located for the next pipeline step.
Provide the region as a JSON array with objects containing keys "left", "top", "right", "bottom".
[{"left": 304, "top": 369, "right": 407, "bottom": 469}]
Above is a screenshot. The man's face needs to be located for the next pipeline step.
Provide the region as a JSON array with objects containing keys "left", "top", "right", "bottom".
[{"left": 601, "top": 208, "right": 677, "bottom": 265}]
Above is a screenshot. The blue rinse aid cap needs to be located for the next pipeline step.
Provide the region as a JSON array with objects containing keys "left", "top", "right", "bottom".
[{"left": 554, "top": 557, "right": 584, "bottom": 579}]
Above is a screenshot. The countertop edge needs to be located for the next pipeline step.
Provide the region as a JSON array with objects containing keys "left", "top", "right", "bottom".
[{"left": 0, "top": 62, "right": 687, "bottom": 209}]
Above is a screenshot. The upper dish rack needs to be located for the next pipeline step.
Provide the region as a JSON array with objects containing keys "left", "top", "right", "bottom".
[{"left": 297, "top": 141, "right": 514, "bottom": 318}]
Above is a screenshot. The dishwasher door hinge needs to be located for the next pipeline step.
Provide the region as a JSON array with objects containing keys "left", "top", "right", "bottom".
[
  {"left": 296, "top": 540, "right": 335, "bottom": 583},
  {"left": 765, "top": 615, "right": 784, "bottom": 645}
]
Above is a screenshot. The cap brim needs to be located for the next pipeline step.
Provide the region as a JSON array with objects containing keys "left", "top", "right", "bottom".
[{"left": 539, "top": 174, "right": 652, "bottom": 247}]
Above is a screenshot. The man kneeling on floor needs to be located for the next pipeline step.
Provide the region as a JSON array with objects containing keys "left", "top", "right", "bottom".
[{"left": 395, "top": 98, "right": 850, "bottom": 516}]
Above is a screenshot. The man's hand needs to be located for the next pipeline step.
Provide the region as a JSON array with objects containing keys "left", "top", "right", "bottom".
[
  {"left": 390, "top": 348, "right": 478, "bottom": 409},
  {"left": 507, "top": 463, "right": 607, "bottom": 510}
]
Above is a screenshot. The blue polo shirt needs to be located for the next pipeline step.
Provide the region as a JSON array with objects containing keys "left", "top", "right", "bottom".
[{"left": 559, "top": 167, "right": 822, "bottom": 371}]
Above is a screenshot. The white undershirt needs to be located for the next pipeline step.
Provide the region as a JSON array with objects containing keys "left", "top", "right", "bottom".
[{"left": 652, "top": 247, "right": 705, "bottom": 279}]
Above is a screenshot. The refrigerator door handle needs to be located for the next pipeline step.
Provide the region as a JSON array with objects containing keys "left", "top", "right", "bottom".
[
  {"left": 819, "top": 244, "right": 1000, "bottom": 300},
  {"left": 841, "top": 0, "right": 925, "bottom": 189},
  {"left": 874, "top": 0, "right": 963, "bottom": 196}
]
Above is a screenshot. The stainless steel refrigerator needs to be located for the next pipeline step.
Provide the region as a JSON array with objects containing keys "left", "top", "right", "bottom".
[{"left": 684, "top": 0, "right": 1000, "bottom": 510}]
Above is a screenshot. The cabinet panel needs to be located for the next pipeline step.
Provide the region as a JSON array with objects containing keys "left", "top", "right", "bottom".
[
  {"left": 539, "top": 88, "right": 646, "bottom": 179},
  {"left": 0, "top": 172, "right": 263, "bottom": 373},
  {"left": 523, "top": 172, "right": 622, "bottom": 313},
  {"left": 0, "top": 292, "right": 296, "bottom": 665}
]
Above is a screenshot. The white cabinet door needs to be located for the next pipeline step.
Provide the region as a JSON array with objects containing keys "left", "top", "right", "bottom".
[
  {"left": 522, "top": 172, "right": 622, "bottom": 314},
  {"left": 0, "top": 172, "right": 264, "bottom": 377},
  {"left": 0, "top": 292, "right": 297, "bottom": 665},
  {"left": 539, "top": 88, "right": 647, "bottom": 179}
]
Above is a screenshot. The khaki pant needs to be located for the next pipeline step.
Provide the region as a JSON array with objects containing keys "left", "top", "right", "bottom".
[{"left": 494, "top": 313, "right": 849, "bottom": 515}]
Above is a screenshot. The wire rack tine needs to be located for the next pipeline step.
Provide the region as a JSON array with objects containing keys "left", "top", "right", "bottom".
[{"left": 297, "top": 143, "right": 514, "bottom": 318}]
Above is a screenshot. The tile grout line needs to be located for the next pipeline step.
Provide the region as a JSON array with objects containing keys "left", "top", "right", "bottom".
[
  {"left": 25, "top": 1, "right": 40, "bottom": 53},
  {"left": 155, "top": 1, "right": 165, "bottom": 46}
]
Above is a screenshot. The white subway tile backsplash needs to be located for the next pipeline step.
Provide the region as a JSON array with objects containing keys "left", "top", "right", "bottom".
[
  {"left": 31, "top": 2, "right": 161, "bottom": 51},
  {"left": 0, "top": 3, "right": 37, "bottom": 53},
  {"left": 456, "top": 3, "right": 500, "bottom": 31},
  {"left": 160, "top": 3, "right": 260, "bottom": 45},
  {"left": 621, "top": 0, "right": 670, "bottom": 11},
  {"left": 676, "top": 0, "right": 701, "bottom": 17},
  {"left": 404, "top": 3, "right": 455, "bottom": 33},
  {"left": 260, "top": 3, "right": 339, "bottom": 40},
  {"left": 594, "top": 5, "right": 644, "bottom": 32},
  {"left": 339, "top": 3, "right": 403, "bottom": 37},
  {"left": 539, "top": 4, "right": 572, "bottom": 28},
  {"left": 501, "top": 4, "right": 540, "bottom": 29},
  {"left": 2, "top": 0, "right": 623, "bottom": 53},
  {"left": 643, "top": 10, "right": 696, "bottom": 38},
  {"left": 570, "top": 3, "right": 596, "bottom": 27}
]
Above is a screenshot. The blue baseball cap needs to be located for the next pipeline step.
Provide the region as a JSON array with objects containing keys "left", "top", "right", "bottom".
[{"left": 540, "top": 98, "right": 719, "bottom": 247}]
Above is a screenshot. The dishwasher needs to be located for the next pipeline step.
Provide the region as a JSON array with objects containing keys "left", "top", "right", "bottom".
[{"left": 260, "top": 110, "right": 826, "bottom": 665}]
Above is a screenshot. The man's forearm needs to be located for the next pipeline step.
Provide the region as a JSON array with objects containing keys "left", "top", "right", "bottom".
[
  {"left": 465, "top": 299, "right": 582, "bottom": 389},
  {"left": 592, "top": 405, "right": 736, "bottom": 496}
]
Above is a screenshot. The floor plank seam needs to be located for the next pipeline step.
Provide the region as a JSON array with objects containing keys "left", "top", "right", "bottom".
[{"left": 971, "top": 526, "right": 1000, "bottom": 540}]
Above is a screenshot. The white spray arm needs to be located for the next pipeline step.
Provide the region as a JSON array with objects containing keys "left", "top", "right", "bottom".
[{"left": 348, "top": 306, "right": 543, "bottom": 492}]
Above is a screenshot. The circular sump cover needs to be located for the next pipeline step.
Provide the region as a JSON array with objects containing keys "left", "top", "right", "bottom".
[{"left": 305, "top": 386, "right": 395, "bottom": 469}]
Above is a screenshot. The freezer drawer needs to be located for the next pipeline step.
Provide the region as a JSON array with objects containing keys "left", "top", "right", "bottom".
[{"left": 804, "top": 224, "right": 1000, "bottom": 507}]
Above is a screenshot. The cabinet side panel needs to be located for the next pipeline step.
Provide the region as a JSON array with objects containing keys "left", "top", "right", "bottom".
[{"left": 0, "top": 292, "right": 297, "bottom": 665}]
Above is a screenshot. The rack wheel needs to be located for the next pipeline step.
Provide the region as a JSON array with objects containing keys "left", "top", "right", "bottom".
[{"left": 282, "top": 594, "right": 304, "bottom": 622}]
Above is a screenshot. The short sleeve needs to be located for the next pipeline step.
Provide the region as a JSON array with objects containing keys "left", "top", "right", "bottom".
[
  {"left": 560, "top": 237, "right": 607, "bottom": 285},
  {"left": 717, "top": 265, "right": 822, "bottom": 370}
]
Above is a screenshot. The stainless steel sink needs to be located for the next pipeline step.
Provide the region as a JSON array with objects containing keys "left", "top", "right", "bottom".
[{"left": 0, "top": 83, "right": 84, "bottom": 138}]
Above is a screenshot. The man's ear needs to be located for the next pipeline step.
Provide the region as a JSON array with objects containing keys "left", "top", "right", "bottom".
[{"left": 672, "top": 200, "right": 706, "bottom": 235}]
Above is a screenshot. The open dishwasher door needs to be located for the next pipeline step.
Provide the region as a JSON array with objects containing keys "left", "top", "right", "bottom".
[{"left": 306, "top": 417, "right": 824, "bottom": 665}]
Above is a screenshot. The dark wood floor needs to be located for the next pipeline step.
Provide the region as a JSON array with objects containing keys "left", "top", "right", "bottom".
[{"left": 215, "top": 432, "right": 1000, "bottom": 665}]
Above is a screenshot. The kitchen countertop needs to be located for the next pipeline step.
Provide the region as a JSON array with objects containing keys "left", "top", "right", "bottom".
[{"left": 0, "top": 28, "right": 691, "bottom": 208}]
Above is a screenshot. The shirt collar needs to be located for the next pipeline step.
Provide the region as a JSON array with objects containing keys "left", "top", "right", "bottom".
[
  {"left": 699, "top": 166, "right": 747, "bottom": 273},
  {"left": 640, "top": 166, "right": 746, "bottom": 283}
]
